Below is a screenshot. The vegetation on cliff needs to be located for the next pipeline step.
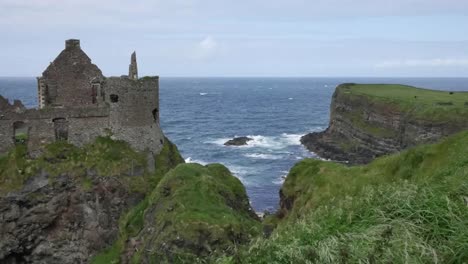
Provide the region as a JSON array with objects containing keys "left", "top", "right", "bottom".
[
  {"left": 127, "top": 163, "right": 261, "bottom": 263},
  {"left": 91, "top": 144, "right": 260, "bottom": 263},
  {"left": 0, "top": 136, "right": 151, "bottom": 196},
  {"left": 91, "top": 137, "right": 185, "bottom": 264},
  {"left": 341, "top": 83, "right": 468, "bottom": 122},
  {"left": 233, "top": 131, "right": 468, "bottom": 263}
]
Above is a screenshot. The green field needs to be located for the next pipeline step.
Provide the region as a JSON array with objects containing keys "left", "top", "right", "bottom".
[{"left": 338, "top": 83, "right": 468, "bottom": 121}]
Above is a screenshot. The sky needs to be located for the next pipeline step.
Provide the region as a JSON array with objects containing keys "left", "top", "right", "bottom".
[{"left": 1, "top": 0, "right": 468, "bottom": 77}]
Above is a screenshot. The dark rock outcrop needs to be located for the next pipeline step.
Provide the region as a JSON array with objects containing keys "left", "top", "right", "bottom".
[
  {"left": 302, "top": 83, "right": 468, "bottom": 164},
  {"left": 0, "top": 171, "right": 143, "bottom": 264},
  {"left": 224, "top": 137, "right": 253, "bottom": 146}
]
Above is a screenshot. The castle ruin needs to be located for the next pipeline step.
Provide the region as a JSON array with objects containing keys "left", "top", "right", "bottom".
[{"left": 0, "top": 39, "right": 164, "bottom": 158}]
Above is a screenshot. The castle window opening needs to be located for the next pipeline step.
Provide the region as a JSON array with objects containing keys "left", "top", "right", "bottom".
[
  {"left": 13, "top": 121, "right": 28, "bottom": 144},
  {"left": 110, "top": 94, "right": 119, "bottom": 103},
  {"left": 152, "top": 108, "right": 159, "bottom": 122},
  {"left": 53, "top": 118, "right": 69, "bottom": 141},
  {"left": 91, "top": 85, "right": 97, "bottom": 104}
]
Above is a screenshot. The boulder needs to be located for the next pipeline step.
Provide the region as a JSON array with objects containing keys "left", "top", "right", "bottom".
[{"left": 224, "top": 137, "right": 253, "bottom": 146}]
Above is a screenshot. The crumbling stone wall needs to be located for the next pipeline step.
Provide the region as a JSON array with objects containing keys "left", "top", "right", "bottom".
[
  {"left": 105, "top": 76, "right": 163, "bottom": 154},
  {"left": 38, "top": 39, "right": 104, "bottom": 109},
  {"left": 0, "top": 102, "right": 110, "bottom": 156}
]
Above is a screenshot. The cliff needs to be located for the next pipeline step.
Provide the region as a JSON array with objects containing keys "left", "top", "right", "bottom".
[
  {"left": 0, "top": 137, "right": 184, "bottom": 264},
  {"left": 238, "top": 131, "right": 468, "bottom": 263},
  {"left": 0, "top": 135, "right": 260, "bottom": 263},
  {"left": 91, "top": 163, "right": 260, "bottom": 263},
  {"left": 301, "top": 83, "right": 468, "bottom": 164}
]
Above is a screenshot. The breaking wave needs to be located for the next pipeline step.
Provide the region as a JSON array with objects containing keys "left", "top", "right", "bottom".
[
  {"left": 185, "top": 157, "right": 208, "bottom": 165},
  {"left": 243, "top": 153, "right": 283, "bottom": 160},
  {"left": 209, "top": 133, "right": 303, "bottom": 150}
]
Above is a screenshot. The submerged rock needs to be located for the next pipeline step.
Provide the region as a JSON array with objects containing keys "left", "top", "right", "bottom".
[{"left": 224, "top": 136, "right": 253, "bottom": 146}]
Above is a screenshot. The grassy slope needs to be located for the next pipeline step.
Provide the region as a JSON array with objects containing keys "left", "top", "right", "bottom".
[
  {"left": 340, "top": 83, "right": 468, "bottom": 122},
  {"left": 130, "top": 163, "right": 260, "bottom": 263},
  {"left": 230, "top": 131, "right": 468, "bottom": 263}
]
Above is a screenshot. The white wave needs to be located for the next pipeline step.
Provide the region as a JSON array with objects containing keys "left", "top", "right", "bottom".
[
  {"left": 244, "top": 153, "right": 283, "bottom": 160},
  {"left": 272, "top": 171, "right": 289, "bottom": 185},
  {"left": 281, "top": 133, "right": 302, "bottom": 145},
  {"left": 288, "top": 97, "right": 294, "bottom": 100},
  {"left": 199, "top": 92, "right": 208, "bottom": 96},
  {"left": 185, "top": 157, "right": 208, "bottom": 165},
  {"left": 209, "top": 133, "right": 303, "bottom": 150}
]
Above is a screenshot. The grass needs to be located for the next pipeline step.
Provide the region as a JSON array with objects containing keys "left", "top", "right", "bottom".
[
  {"left": 338, "top": 83, "right": 468, "bottom": 122},
  {"left": 228, "top": 131, "right": 468, "bottom": 263},
  {"left": 342, "top": 110, "right": 397, "bottom": 138}
]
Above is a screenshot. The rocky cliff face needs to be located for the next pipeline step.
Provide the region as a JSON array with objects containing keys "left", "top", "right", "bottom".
[
  {"left": 0, "top": 137, "right": 184, "bottom": 264},
  {"left": 0, "top": 171, "right": 142, "bottom": 264},
  {"left": 301, "top": 83, "right": 468, "bottom": 164}
]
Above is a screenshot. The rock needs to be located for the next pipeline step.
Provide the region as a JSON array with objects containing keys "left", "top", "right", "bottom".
[
  {"left": 0, "top": 172, "right": 139, "bottom": 264},
  {"left": 224, "top": 137, "right": 253, "bottom": 146}
]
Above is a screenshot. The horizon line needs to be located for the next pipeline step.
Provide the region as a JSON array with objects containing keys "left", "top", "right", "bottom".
[{"left": 1, "top": 76, "right": 468, "bottom": 79}]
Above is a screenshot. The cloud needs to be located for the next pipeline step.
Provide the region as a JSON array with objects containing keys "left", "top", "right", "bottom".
[
  {"left": 193, "top": 36, "right": 219, "bottom": 60},
  {"left": 375, "top": 58, "right": 468, "bottom": 68}
]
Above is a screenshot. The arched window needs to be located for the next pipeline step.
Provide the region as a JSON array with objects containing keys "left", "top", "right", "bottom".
[
  {"left": 53, "top": 118, "right": 69, "bottom": 141},
  {"left": 13, "top": 121, "right": 28, "bottom": 144}
]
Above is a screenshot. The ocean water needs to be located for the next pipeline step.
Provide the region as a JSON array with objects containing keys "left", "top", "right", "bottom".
[{"left": 1, "top": 77, "right": 468, "bottom": 211}]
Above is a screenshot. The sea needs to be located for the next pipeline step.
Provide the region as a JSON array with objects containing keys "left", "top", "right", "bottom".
[{"left": 1, "top": 77, "right": 468, "bottom": 212}]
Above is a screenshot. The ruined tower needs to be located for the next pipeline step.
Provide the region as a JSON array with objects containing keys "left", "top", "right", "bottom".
[{"left": 129, "top": 52, "right": 138, "bottom": 80}]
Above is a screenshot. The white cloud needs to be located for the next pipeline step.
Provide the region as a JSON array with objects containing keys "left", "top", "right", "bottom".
[
  {"left": 192, "top": 36, "right": 219, "bottom": 60},
  {"left": 375, "top": 58, "right": 468, "bottom": 68}
]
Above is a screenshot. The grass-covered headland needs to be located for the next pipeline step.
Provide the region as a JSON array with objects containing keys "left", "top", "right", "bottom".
[
  {"left": 230, "top": 131, "right": 468, "bottom": 263},
  {"left": 339, "top": 83, "right": 468, "bottom": 122}
]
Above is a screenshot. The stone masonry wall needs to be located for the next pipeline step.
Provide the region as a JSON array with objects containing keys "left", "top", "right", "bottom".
[
  {"left": 39, "top": 39, "right": 104, "bottom": 108},
  {"left": 104, "top": 77, "right": 163, "bottom": 154}
]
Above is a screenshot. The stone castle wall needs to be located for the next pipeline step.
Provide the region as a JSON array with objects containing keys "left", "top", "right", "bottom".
[{"left": 106, "top": 77, "right": 163, "bottom": 154}]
